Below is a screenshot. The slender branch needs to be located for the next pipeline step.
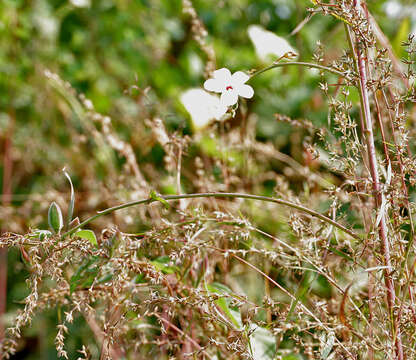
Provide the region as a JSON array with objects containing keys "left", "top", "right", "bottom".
[
  {"left": 61, "top": 192, "right": 361, "bottom": 240},
  {"left": 249, "top": 61, "right": 345, "bottom": 80}
]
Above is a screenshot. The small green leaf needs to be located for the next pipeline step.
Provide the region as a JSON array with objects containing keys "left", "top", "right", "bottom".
[
  {"left": 393, "top": 17, "right": 410, "bottom": 57},
  {"left": 149, "top": 190, "right": 170, "bottom": 209},
  {"left": 103, "top": 232, "right": 119, "bottom": 257},
  {"left": 207, "top": 282, "right": 242, "bottom": 328},
  {"left": 288, "top": 269, "right": 316, "bottom": 318},
  {"left": 63, "top": 168, "right": 75, "bottom": 228},
  {"left": 321, "top": 332, "right": 335, "bottom": 359},
  {"left": 76, "top": 230, "right": 98, "bottom": 247},
  {"left": 282, "top": 355, "right": 302, "bottom": 360},
  {"left": 30, "top": 230, "right": 53, "bottom": 241},
  {"left": 151, "top": 256, "right": 177, "bottom": 274},
  {"left": 97, "top": 273, "right": 113, "bottom": 284},
  {"left": 37, "top": 230, "right": 52, "bottom": 241},
  {"left": 135, "top": 274, "right": 146, "bottom": 284},
  {"left": 48, "top": 202, "right": 63, "bottom": 234}
]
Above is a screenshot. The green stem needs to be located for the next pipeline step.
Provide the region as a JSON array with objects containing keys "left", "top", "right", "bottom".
[
  {"left": 249, "top": 61, "right": 345, "bottom": 80},
  {"left": 62, "top": 192, "right": 361, "bottom": 240}
]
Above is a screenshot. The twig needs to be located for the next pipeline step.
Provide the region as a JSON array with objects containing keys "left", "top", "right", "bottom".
[
  {"left": 154, "top": 313, "right": 211, "bottom": 359},
  {"left": 249, "top": 61, "right": 345, "bottom": 80},
  {"left": 61, "top": 192, "right": 361, "bottom": 240}
]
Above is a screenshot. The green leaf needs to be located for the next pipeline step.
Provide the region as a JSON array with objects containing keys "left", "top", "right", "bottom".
[
  {"left": 30, "top": 230, "right": 52, "bottom": 241},
  {"left": 48, "top": 202, "right": 63, "bottom": 234},
  {"left": 97, "top": 273, "right": 113, "bottom": 284},
  {"left": 70, "top": 256, "right": 100, "bottom": 294},
  {"left": 249, "top": 326, "right": 276, "bottom": 360},
  {"left": 76, "top": 230, "right": 98, "bottom": 247},
  {"left": 149, "top": 190, "right": 170, "bottom": 209},
  {"left": 393, "top": 17, "right": 410, "bottom": 57},
  {"left": 151, "top": 256, "right": 177, "bottom": 274},
  {"left": 321, "top": 332, "right": 335, "bottom": 359},
  {"left": 288, "top": 269, "right": 316, "bottom": 318},
  {"left": 206, "top": 282, "right": 242, "bottom": 328},
  {"left": 328, "top": 246, "right": 355, "bottom": 263},
  {"left": 282, "top": 355, "right": 302, "bottom": 360},
  {"left": 103, "top": 232, "right": 119, "bottom": 257},
  {"left": 39, "top": 230, "right": 52, "bottom": 241},
  {"left": 63, "top": 168, "right": 75, "bottom": 228},
  {"left": 135, "top": 274, "right": 146, "bottom": 284}
]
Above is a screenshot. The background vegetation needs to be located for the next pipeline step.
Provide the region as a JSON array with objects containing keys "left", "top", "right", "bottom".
[{"left": 1, "top": 0, "right": 416, "bottom": 359}]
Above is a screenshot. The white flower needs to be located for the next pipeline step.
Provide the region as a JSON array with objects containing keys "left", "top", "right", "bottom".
[
  {"left": 248, "top": 25, "right": 298, "bottom": 61},
  {"left": 204, "top": 68, "right": 254, "bottom": 107},
  {"left": 180, "top": 88, "right": 228, "bottom": 129},
  {"left": 70, "top": 0, "right": 91, "bottom": 7}
]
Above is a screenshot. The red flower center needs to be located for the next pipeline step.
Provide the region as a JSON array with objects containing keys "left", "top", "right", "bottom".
[{"left": 226, "top": 86, "right": 233, "bottom": 91}]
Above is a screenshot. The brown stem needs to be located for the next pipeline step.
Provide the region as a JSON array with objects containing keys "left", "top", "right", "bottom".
[
  {"left": 367, "top": 266, "right": 375, "bottom": 360},
  {"left": 0, "top": 111, "right": 14, "bottom": 342},
  {"left": 352, "top": 1, "right": 403, "bottom": 357},
  {"left": 373, "top": 91, "right": 390, "bottom": 165}
]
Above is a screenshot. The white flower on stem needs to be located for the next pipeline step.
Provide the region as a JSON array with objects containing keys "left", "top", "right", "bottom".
[{"left": 203, "top": 68, "right": 254, "bottom": 107}]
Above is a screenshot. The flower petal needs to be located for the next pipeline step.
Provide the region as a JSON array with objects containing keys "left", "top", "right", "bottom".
[
  {"left": 248, "top": 25, "right": 298, "bottom": 61},
  {"left": 213, "top": 68, "right": 232, "bottom": 81},
  {"left": 204, "top": 78, "right": 223, "bottom": 93},
  {"left": 237, "top": 84, "right": 254, "bottom": 99},
  {"left": 181, "top": 88, "right": 228, "bottom": 129},
  {"left": 231, "top": 71, "right": 250, "bottom": 85},
  {"left": 213, "top": 104, "right": 228, "bottom": 119},
  {"left": 220, "top": 90, "right": 239, "bottom": 106}
]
